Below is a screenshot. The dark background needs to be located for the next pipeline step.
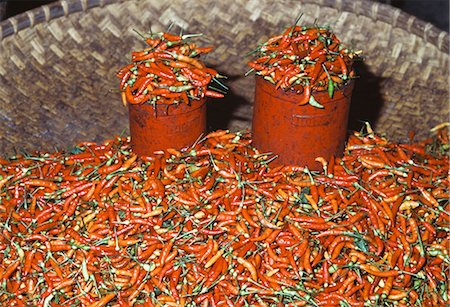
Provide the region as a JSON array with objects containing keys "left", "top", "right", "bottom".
[{"left": 1, "top": 0, "right": 449, "bottom": 32}]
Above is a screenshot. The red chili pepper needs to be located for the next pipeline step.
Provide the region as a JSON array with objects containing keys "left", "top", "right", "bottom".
[
  {"left": 297, "top": 84, "right": 311, "bottom": 105},
  {"left": 0, "top": 260, "right": 19, "bottom": 281},
  {"left": 336, "top": 55, "right": 348, "bottom": 76},
  {"left": 204, "top": 90, "right": 224, "bottom": 98}
]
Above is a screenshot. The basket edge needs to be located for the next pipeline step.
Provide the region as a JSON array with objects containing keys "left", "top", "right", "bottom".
[{"left": 0, "top": 0, "right": 448, "bottom": 53}]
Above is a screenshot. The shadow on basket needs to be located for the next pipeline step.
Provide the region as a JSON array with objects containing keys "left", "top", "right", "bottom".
[
  {"left": 348, "top": 61, "right": 385, "bottom": 134},
  {"left": 207, "top": 73, "right": 251, "bottom": 132}
]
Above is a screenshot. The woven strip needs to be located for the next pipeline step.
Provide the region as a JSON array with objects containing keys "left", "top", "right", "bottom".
[{"left": 0, "top": 0, "right": 448, "bottom": 155}]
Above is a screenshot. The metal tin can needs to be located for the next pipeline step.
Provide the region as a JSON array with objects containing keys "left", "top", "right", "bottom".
[
  {"left": 129, "top": 98, "right": 206, "bottom": 156},
  {"left": 252, "top": 76, "right": 354, "bottom": 170}
]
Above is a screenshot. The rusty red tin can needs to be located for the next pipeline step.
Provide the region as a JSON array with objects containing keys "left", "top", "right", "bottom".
[
  {"left": 252, "top": 76, "right": 354, "bottom": 170},
  {"left": 128, "top": 98, "right": 206, "bottom": 156}
]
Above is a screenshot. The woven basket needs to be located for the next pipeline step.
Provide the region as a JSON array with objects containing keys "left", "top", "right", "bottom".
[{"left": 0, "top": 0, "right": 448, "bottom": 156}]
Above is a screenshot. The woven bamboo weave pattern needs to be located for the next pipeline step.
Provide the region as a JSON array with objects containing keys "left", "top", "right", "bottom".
[{"left": 0, "top": 0, "right": 448, "bottom": 155}]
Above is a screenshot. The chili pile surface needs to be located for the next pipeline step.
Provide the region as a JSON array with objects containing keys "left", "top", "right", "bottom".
[
  {"left": 0, "top": 126, "right": 448, "bottom": 306},
  {"left": 117, "top": 32, "right": 226, "bottom": 106}
]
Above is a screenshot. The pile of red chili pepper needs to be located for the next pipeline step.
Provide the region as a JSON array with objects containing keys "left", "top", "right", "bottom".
[
  {"left": 247, "top": 24, "right": 359, "bottom": 106},
  {"left": 0, "top": 124, "right": 448, "bottom": 306},
  {"left": 117, "top": 32, "right": 227, "bottom": 106}
]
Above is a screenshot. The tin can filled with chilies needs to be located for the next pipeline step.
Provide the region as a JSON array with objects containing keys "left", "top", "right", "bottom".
[
  {"left": 248, "top": 23, "right": 358, "bottom": 170},
  {"left": 117, "top": 31, "right": 226, "bottom": 156}
]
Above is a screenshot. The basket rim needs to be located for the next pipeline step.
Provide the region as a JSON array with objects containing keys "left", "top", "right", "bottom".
[{"left": 0, "top": 0, "right": 448, "bottom": 53}]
